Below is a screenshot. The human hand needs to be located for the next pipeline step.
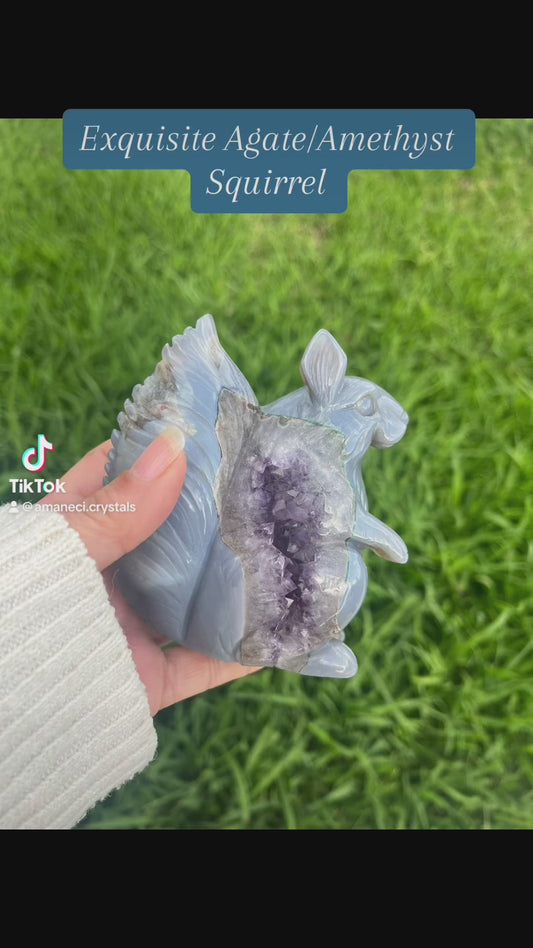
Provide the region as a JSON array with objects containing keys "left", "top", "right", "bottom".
[{"left": 44, "top": 430, "right": 259, "bottom": 715}]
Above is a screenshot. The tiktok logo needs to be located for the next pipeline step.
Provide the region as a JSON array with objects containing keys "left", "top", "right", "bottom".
[{"left": 22, "top": 434, "right": 55, "bottom": 473}]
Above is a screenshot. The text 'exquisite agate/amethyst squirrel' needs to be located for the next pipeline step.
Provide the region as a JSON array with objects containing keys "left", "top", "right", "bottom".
[{"left": 105, "top": 315, "right": 408, "bottom": 678}]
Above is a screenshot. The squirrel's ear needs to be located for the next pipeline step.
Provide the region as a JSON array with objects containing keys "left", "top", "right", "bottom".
[{"left": 301, "top": 330, "right": 347, "bottom": 407}]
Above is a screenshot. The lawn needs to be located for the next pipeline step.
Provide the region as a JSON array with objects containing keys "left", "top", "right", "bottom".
[{"left": 1, "top": 117, "right": 532, "bottom": 829}]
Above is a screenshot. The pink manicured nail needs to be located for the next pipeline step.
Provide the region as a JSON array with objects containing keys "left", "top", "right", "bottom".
[{"left": 132, "top": 428, "right": 185, "bottom": 481}]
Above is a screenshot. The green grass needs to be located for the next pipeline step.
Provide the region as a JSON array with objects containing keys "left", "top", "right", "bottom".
[{"left": 1, "top": 117, "right": 532, "bottom": 829}]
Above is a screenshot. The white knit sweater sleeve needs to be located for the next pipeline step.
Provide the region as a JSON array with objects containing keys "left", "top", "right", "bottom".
[{"left": 0, "top": 505, "right": 158, "bottom": 829}]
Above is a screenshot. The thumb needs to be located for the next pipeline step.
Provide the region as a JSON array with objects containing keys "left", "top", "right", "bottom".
[{"left": 65, "top": 428, "right": 187, "bottom": 570}]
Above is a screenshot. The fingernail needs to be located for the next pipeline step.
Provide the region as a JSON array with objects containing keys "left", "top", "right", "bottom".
[{"left": 132, "top": 428, "right": 185, "bottom": 481}]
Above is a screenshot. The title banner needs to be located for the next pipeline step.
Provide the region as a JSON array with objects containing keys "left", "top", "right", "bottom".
[{"left": 63, "top": 109, "right": 476, "bottom": 213}]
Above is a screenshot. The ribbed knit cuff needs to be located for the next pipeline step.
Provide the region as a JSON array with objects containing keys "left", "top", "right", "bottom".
[{"left": 0, "top": 506, "right": 157, "bottom": 829}]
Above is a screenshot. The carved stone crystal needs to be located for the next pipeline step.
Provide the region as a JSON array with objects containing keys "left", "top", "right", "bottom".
[{"left": 105, "top": 315, "right": 409, "bottom": 678}]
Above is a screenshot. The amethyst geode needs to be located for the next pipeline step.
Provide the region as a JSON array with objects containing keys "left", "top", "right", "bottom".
[
  {"left": 105, "top": 315, "right": 409, "bottom": 678},
  {"left": 215, "top": 389, "right": 353, "bottom": 671}
]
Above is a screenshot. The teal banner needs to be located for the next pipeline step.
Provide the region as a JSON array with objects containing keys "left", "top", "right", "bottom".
[{"left": 63, "top": 109, "right": 476, "bottom": 213}]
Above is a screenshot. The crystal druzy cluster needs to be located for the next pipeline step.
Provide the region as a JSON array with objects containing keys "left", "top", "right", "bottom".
[
  {"left": 105, "top": 315, "right": 409, "bottom": 679},
  {"left": 214, "top": 389, "right": 353, "bottom": 672}
]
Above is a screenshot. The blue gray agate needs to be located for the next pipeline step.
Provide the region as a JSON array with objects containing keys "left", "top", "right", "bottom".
[{"left": 105, "top": 315, "right": 408, "bottom": 678}]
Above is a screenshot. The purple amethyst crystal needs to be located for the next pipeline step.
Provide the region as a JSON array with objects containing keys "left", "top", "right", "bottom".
[{"left": 214, "top": 389, "right": 354, "bottom": 673}]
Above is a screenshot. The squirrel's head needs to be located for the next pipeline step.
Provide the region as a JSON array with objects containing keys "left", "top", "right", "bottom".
[{"left": 300, "top": 329, "right": 408, "bottom": 457}]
